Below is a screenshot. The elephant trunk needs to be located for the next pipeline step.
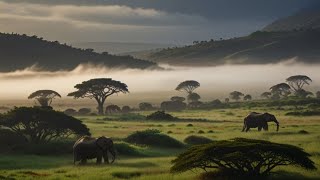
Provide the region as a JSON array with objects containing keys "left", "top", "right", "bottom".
[{"left": 109, "top": 148, "right": 116, "bottom": 164}]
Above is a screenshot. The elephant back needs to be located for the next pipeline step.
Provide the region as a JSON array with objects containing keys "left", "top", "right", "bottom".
[{"left": 73, "top": 136, "right": 96, "bottom": 148}]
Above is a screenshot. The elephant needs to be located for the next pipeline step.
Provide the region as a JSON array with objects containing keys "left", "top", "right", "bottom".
[
  {"left": 242, "top": 112, "right": 279, "bottom": 132},
  {"left": 73, "top": 136, "right": 116, "bottom": 165}
]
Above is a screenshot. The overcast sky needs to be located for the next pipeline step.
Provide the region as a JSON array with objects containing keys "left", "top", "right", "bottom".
[{"left": 0, "top": 0, "right": 318, "bottom": 44}]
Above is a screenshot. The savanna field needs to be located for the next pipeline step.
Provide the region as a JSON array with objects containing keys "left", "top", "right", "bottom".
[{"left": 1, "top": 103, "right": 320, "bottom": 180}]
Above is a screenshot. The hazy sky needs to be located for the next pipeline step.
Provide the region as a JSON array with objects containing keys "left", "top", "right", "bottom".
[{"left": 0, "top": 0, "right": 318, "bottom": 44}]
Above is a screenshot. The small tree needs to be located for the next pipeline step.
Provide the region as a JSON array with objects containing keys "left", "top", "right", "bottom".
[
  {"left": 243, "top": 94, "right": 252, "bottom": 101},
  {"left": 139, "top": 102, "right": 153, "bottom": 111},
  {"left": 261, "top": 92, "right": 272, "bottom": 99},
  {"left": 229, "top": 91, "right": 244, "bottom": 101},
  {"left": 187, "top": 93, "right": 201, "bottom": 103},
  {"left": 170, "top": 96, "right": 186, "bottom": 102},
  {"left": 286, "top": 75, "right": 312, "bottom": 96},
  {"left": 270, "top": 83, "right": 291, "bottom": 99},
  {"left": 175, "top": 80, "right": 200, "bottom": 95},
  {"left": 28, "top": 90, "right": 61, "bottom": 107},
  {"left": 225, "top": 98, "right": 230, "bottom": 103},
  {"left": 67, "top": 78, "right": 129, "bottom": 115},
  {"left": 0, "top": 107, "right": 90, "bottom": 144},
  {"left": 171, "top": 138, "right": 316, "bottom": 177}
]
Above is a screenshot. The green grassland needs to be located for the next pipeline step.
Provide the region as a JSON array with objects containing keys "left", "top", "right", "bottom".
[{"left": 1, "top": 107, "right": 320, "bottom": 179}]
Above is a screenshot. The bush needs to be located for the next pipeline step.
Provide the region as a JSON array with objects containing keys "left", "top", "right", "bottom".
[
  {"left": 0, "top": 128, "right": 28, "bottom": 152},
  {"left": 105, "top": 105, "right": 121, "bottom": 114},
  {"left": 78, "top": 108, "right": 91, "bottom": 115},
  {"left": 198, "top": 130, "right": 205, "bottom": 134},
  {"left": 125, "top": 129, "right": 184, "bottom": 148},
  {"left": 64, "top": 108, "right": 77, "bottom": 116},
  {"left": 0, "top": 107, "right": 90, "bottom": 144},
  {"left": 122, "top": 106, "right": 131, "bottom": 114},
  {"left": 298, "top": 130, "right": 309, "bottom": 134},
  {"left": 146, "top": 111, "right": 176, "bottom": 121},
  {"left": 285, "top": 110, "right": 320, "bottom": 116},
  {"left": 139, "top": 102, "right": 153, "bottom": 111},
  {"left": 114, "top": 142, "right": 144, "bottom": 156},
  {"left": 183, "top": 135, "right": 213, "bottom": 145},
  {"left": 112, "top": 172, "right": 141, "bottom": 179},
  {"left": 161, "top": 101, "right": 186, "bottom": 112},
  {"left": 171, "top": 138, "right": 316, "bottom": 177},
  {"left": 186, "top": 124, "right": 193, "bottom": 127}
]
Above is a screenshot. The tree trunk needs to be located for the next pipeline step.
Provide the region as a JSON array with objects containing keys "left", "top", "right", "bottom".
[{"left": 98, "top": 103, "right": 104, "bottom": 115}]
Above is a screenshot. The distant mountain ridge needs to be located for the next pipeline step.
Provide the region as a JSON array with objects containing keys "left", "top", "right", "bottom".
[
  {"left": 0, "top": 33, "right": 159, "bottom": 72},
  {"left": 263, "top": 8, "right": 320, "bottom": 32},
  {"left": 136, "top": 8, "right": 320, "bottom": 66}
]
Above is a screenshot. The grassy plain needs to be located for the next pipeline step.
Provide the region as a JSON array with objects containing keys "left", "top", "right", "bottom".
[{"left": 0, "top": 107, "right": 320, "bottom": 179}]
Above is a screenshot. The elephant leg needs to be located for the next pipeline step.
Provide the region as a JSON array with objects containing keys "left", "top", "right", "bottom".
[
  {"left": 103, "top": 151, "right": 109, "bottom": 164},
  {"left": 264, "top": 124, "right": 269, "bottom": 131},
  {"left": 245, "top": 127, "right": 250, "bottom": 132},
  {"left": 242, "top": 124, "right": 246, "bottom": 132},
  {"left": 258, "top": 126, "right": 262, "bottom": 131},
  {"left": 96, "top": 156, "right": 102, "bottom": 164}
]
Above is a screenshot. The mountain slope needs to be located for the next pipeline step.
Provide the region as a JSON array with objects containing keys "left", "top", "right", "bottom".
[
  {"left": 263, "top": 8, "right": 320, "bottom": 32},
  {"left": 0, "top": 33, "right": 159, "bottom": 72},
  {"left": 141, "top": 30, "right": 320, "bottom": 66}
]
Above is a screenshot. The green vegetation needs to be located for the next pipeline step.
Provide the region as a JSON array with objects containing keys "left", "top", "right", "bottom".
[
  {"left": 1, "top": 103, "right": 320, "bottom": 179},
  {"left": 171, "top": 138, "right": 316, "bottom": 177},
  {"left": 125, "top": 129, "right": 185, "bottom": 148}
]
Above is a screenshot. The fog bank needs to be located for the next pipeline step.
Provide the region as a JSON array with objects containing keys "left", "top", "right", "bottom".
[{"left": 0, "top": 63, "right": 319, "bottom": 106}]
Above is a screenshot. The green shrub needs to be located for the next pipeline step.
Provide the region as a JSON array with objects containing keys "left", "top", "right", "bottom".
[
  {"left": 207, "top": 130, "right": 214, "bottom": 133},
  {"left": 125, "top": 129, "right": 184, "bottom": 148},
  {"left": 186, "top": 124, "right": 193, "bottom": 127},
  {"left": 184, "top": 135, "right": 213, "bottom": 145},
  {"left": 114, "top": 142, "right": 144, "bottom": 156},
  {"left": 171, "top": 138, "right": 316, "bottom": 177},
  {"left": 146, "top": 111, "right": 176, "bottom": 121},
  {"left": 167, "top": 131, "right": 173, "bottom": 134},
  {"left": 198, "top": 130, "right": 205, "bottom": 134},
  {"left": 285, "top": 110, "right": 320, "bottom": 116},
  {"left": 112, "top": 172, "right": 141, "bottom": 179},
  {"left": 298, "top": 130, "right": 309, "bottom": 134}
]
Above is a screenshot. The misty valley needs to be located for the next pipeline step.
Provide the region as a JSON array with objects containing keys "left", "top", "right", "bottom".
[{"left": 1, "top": 1, "right": 320, "bottom": 180}]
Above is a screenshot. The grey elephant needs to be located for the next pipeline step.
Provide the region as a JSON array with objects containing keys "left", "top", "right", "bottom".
[
  {"left": 242, "top": 112, "right": 279, "bottom": 132},
  {"left": 73, "top": 136, "right": 116, "bottom": 165}
]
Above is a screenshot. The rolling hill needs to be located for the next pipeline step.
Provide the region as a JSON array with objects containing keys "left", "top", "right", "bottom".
[
  {"left": 137, "top": 8, "right": 320, "bottom": 66},
  {"left": 0, "top": 33, "right": 159, "bottom": 72},
  {"left": 263, "top": 8, "right": 320, "bottom": 32}
]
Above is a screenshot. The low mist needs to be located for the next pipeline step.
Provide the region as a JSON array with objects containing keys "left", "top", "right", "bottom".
[{"left": 0, "top": 62, "right": 319, "bottom": 107}]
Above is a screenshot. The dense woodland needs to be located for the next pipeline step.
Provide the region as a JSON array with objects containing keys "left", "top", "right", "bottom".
[{"left": 0, "top": 33, "right": 158, "bottom": 72}]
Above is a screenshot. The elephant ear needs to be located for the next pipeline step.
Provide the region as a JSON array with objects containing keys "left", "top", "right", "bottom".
[{"left": 96, "top": 136, "right": 108, "bottom": 150}]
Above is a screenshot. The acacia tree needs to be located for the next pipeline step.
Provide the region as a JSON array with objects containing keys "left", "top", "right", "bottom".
[
  {"left": 270, "top": 83, "right": 291, "bottom": 99},
  {"left": 171, "top": 138, "right": 316, "bottom": 177},
  {"left": 229, "top": 91, "right": 244, "bottom": 101},
  {"left": 28, "top": 90, "right": 61, "bottom": 107},
  {"left": 170, "top": 96, "right": 186, "bottom": 102},
  {"left": 187, "top": 93, "right": 201, "bottom": 103},
  {"left": 243, "top": 94, "right": 252, "bottom": 101},
  {"left": 286, "top": 75, "right": 312, "bottom": 97},
  {"left": 261, "top": 92, "right": 272, "bottom": 99},
  {"left": 175, "top": 80, "right": 200, "bottom": 95},
  {"left": 0, "top": 107, "right": 90, "bottom": 144},
  {"left": 67, "top": 78, "right": 129, "bottom": 115}
]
